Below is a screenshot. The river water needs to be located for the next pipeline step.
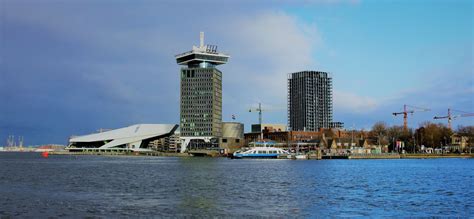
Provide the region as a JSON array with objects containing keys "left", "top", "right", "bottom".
[{"left": 0, "top": 152, "right": 472, "bottom": 217}]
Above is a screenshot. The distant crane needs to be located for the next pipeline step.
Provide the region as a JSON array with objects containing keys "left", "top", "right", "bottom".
[
  {"left": 6, "top": 135, "right": 15, "bottom": 147},
  {"left": 18, "top": 136, "right": 24, "bottom": 148},
  {"left": 392, "top": 104, "right": 430, "bottom": 131},
  {"left": 433, "top": 108, "right": 474, "bottom": 130},
  {"left": 249, "top": 103, "right": 264, "bottom": 140},
  {"left": 248, "top": 102, "right": 285, "bottom": 141}
]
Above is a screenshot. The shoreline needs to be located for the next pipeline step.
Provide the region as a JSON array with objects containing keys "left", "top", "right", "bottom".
[
  {"left": 401, "top": 154, "right": 474, "bottom": 159},
  {"left": 2, "top": 151, "right": 472, "bottom": 159}
]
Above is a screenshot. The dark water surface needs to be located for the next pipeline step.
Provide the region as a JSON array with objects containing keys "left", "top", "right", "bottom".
[{"left": 0, "top": 152, "right": 473, "bottom": 217}]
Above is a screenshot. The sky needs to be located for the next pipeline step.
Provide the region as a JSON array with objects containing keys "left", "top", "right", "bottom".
[{"left": 1, "top": 0, "right": 473, "bottom": 145}]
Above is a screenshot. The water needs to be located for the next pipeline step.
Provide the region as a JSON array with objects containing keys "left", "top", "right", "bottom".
[{"left": 0, "top": 153, "right": 473, "bottom": 217}]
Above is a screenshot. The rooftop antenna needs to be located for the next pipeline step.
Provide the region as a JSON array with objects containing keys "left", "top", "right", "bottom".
[{"left": 200, "top": 32, "right": 204, "bottom": 48}]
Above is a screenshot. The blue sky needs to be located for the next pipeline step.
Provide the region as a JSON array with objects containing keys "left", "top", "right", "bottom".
[{"left": 1, "top": 0, "right": 473, "bottom": 145}]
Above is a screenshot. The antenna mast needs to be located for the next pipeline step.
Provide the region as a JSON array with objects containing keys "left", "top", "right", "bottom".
[{"left": 200, "top": 32, "right": 204, "bottom": 48}]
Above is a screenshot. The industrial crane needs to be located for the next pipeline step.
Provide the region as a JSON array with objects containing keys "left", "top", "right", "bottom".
[
  {"left": 248, "top": 102, "right": 285, "bottom": 141},
  {"left": 433, "top": 108, "right": 474, "bottom": 130},
  {"left": 392, "top": 104, "right": 430, "bottom": 131},
  {"left": 249, "top": 103, "right": 264, "bottom": 141}
]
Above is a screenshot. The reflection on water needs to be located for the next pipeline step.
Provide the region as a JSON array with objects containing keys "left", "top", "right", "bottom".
[{"left": 0, "top": 153, "right": 472, "bottom": 217}]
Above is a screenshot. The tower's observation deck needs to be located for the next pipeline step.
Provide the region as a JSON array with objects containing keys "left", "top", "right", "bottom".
[{"left": 175, "top": 32, "right": 229, "bottom": 67}]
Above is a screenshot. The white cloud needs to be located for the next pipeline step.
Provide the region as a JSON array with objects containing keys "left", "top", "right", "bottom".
[
  {"left": 219, "top": 11, "right": 321, "bottom": 101},
  {"left": 333, "top": 90, "right": 378, "bottom": 113},
  {"left": 211, "top": 11, "right": 323, "bottom": 124},
  {"left": 229, "top": 11, "right": 320, "bottom": 66}
]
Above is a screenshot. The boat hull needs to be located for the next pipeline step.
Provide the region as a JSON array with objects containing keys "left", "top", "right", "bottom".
[
  {"left": 233, "top": 153, "right": 280, "bottom": 159},
  {"left": 295, "top": 154, "right": 308, "bottom": 160}
]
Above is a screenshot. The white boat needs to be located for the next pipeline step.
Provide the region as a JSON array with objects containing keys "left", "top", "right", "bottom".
[
  {"left": 233, "top": 142, "right": 289, "bottom": 159},
  {"left": 295, "top": 154, "right": 308, "bottom": 159},
  {"left": 294, "top": 142, "right": 307, "bottom": 159}
]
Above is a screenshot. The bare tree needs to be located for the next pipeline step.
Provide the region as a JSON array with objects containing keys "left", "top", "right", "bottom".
[
  {"left": 418, "top": 122, "right": 452, "bottom": 148},
  {"left": 371, "top": 122, "right": 388, "bottom": 145}
]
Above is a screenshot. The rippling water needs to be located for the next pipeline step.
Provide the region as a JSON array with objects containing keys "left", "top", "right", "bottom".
[{"left": 0, "top": 152, "right": 473, "bottom": 217}]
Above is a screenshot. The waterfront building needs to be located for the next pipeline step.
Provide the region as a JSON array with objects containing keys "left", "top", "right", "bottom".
[
  {"left": 244, "top": 129, "right": 375, "bottom": 154},
  {"left": 220, "top": 122, "right": 244, "bottom": 151},
  {"left": 288, "top": 71, "right": 343, "bottom": 131},
  {"left": 251, "top": 124, "right": 287, "bottom": 133},
  {"left": 175, "top": 32, "right": 229, "bottom": 151},
  {"left": 66, "top": 124, "right": 178, "bottom": 152},
  {"left": 150, "top": 130, "right": 180, "bottom": 152},
  {"left": 450, "top": 134, "right": 470, "bottom": 152},
  {"left": 34, "top": 145, "right": 66, "bottom": 152}
]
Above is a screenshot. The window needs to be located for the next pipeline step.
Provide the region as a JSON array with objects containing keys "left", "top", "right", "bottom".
[
  {"left": 235, "top": 139, "right": 240, "bottom": 143},
  {"left": 222, "top": 139, "right": 227, "bottom": 143}
]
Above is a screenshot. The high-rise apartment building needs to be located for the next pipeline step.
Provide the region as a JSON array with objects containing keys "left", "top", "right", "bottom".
[
  {"left": 288, "top": 71, "right": 338, "bottom": 131},
  {"left": 175, "top": 32, "right": 229, "bottom": 148}
]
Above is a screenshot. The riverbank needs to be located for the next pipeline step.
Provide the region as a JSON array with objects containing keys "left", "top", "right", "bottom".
[
  {"left": 43, "top": 151, "right": 474, "bottom": 159},
  {"left": 48, "top": 151, "right": 192, "bottom": 157},
  {"left": 401, "top": 153, "right": 474, "bottom": 159}
]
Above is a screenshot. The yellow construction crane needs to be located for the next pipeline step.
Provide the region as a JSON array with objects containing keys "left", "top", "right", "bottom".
[{"left": 392, "top": 104, "right": 430, "bottom": 131}]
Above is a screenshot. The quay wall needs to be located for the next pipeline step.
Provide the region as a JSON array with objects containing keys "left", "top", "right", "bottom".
[
  {"left": 49, "top": 151, "right": 192, "bottom": 157},
  {"left": 47, "top": 151, "right": 474, "bottom": 159},
  {"left": 401, "top": 154, "right": 474, "bottom": 159},
  {"left": 349, "top": 153, "right": 400, "bottom": 159}
]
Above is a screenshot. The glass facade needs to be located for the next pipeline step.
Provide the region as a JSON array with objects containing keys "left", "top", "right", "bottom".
[
  {"left": 180, "top": 67, "right": 222, "bottom": 137},
  {"left": 288, "top": 71, "right": 333, "bottom": 131}
]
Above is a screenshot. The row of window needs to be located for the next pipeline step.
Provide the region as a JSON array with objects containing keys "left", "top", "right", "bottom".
[
  {"left": 181, "top": 98, "right": 214, "bottom": 103},
  {"left": 182, "top": 123, "right": 212, "bottom": 128},
  {"left": 222, "top": 138, "right": 240, "bottom": 143},
  {"left": 182, "top": 84, "right": 215, "bottom": 88},
  {"left": 181, "top": 131, "right": 214, "bottom": 136}
]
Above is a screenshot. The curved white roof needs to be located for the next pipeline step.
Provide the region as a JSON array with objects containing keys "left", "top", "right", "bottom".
[{"left": 69, "top": 124, "right": 178, "bottom": 149}]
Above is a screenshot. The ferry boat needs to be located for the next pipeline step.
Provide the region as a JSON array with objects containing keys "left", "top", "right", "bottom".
[{"left": 233, "top": 142, "right": 290, "bottom": 159}]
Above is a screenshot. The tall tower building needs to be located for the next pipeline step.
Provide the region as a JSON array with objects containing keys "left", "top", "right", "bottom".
[
  {"left": 175, "top": 32, "right": 229, "bottom": 149},
  {"left": 288, "top": 71, "right": 336, "bottom": 131}
]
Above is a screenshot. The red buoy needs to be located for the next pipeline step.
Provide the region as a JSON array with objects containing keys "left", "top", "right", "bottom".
[{"left": 41, "top": 151, "right": 49, "bottom": 158}]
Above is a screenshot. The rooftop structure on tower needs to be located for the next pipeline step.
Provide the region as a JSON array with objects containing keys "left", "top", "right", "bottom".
[{"left": 175, "top": 32, "right": 229, "bottom": 67}]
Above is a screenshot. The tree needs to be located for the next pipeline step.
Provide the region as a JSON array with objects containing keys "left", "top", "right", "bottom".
[
  {"left": 386, "top": 125, "right": 414, "bottom": 152},
  {"left": 418, "top": 122, "right": 452, "bottom": 148},
  {"left": 371, "top": 122, "right": 388, "bottom": 145},
  {"left": 387, "top": 125, "right": 403, "bottom": 151}
]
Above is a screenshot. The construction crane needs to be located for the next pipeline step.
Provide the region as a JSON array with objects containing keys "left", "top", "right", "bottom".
[
  {"left": 433, "top": 108, "right": 474, "bottom": 130},
  {"left": 249, "top": 103, "right": 264, "bottom": 140},
  {"left": 248, "top": 102, "right": 285, "bottom": 141},
  {"left": 392, "top": 104, "right": 431, "bottom": 131}
]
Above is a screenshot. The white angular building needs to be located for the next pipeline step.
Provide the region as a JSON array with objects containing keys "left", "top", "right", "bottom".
[{"left": 67, "top": 124, "right": 178, "bottom": 152}]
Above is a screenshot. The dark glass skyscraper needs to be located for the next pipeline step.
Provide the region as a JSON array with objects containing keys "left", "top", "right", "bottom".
[
  {"left": 288, "top": 71, "right": 334, "bottom": 131},
  {"left": 175, "top": 32, "right": 229, "bottom": 139}
]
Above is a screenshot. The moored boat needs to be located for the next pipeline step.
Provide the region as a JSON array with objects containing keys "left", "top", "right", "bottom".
[
  {"left": 233, "top": 147, "right": 290, "bottom": 159},
  {"left": 295, "top": 154, "right": 308, "bottom": 159}
]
